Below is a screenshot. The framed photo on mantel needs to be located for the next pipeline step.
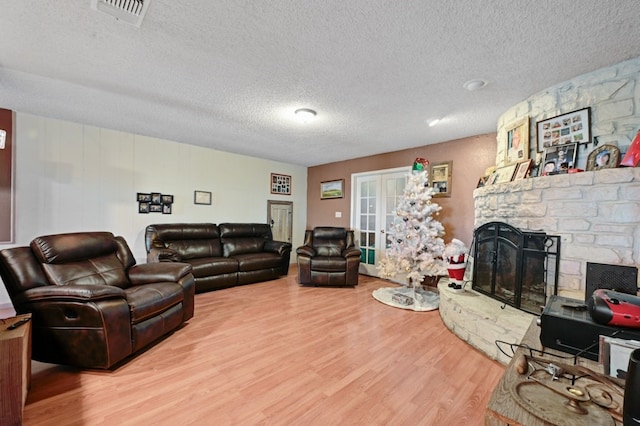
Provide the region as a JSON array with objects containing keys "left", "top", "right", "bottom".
[
  {"left": 536, "top": 107, "right": 591, "bottom": 152},
  {"left": 505, "top": 116, "right": 530, "bottom": 165}
]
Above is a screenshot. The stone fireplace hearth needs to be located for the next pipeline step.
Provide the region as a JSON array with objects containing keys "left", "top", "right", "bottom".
[
  {"left": 438, "top": 279, "right": 534, "bottom": 365},
  {"left": 439, "top": 167, "right": 640, "bottom": 364}
]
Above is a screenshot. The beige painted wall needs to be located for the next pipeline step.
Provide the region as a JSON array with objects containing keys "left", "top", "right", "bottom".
[
  {"left": 306, "top": 133, "right": 497, "bottom": 247},
  {"left": 0, "top": 113, "right": 308, "bottom": 307}
]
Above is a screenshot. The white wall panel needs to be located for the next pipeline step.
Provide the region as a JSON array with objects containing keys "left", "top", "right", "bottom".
[{"left": 0, "top": 113, "right": 307, "bottom": 307}]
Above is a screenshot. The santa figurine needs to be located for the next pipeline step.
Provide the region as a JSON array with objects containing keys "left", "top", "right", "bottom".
[{"left": 443, "top": 239, "right": 469, "bottom": 291}]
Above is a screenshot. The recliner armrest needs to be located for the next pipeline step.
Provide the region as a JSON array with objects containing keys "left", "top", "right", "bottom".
[
  {"left": 147, "top": 247, "right": 182, "bottom": 263},
  {"left": 343, "top": 247, "right": 361, "bottom": 258},
  {"left": 296, "top": 245, "right": 316, "bottom": 257},
  {"left": 128, "top": 262, "right": 193, "bottom": 286},
  {"left": 264, "top": 240, "right": 292, "bottom": 256},
  {"left": 17, "top": 284, "right": 126, "bottom": 303}
]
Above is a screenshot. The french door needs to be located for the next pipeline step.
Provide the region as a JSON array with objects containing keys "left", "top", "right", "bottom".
[{"left": 351, "top": 167, "right": 408, "bottom": 277}]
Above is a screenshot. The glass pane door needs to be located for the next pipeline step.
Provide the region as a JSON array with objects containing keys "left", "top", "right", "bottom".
[
  {"left": 352, "top": 169, "right": 407, "bottom": 277},
  {"left": 357, "top": 176, "right": 378, "bottom": 276}
]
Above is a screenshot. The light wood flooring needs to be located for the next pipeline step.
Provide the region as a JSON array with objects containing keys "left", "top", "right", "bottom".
[{"left": 21, "top": 270, "right": 504, "bottom": 425}]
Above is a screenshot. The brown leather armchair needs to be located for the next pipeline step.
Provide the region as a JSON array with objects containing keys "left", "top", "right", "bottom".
[
  {"left": 0, "top": 232, "right": 195, "bottom": 369},
  {"left": 296, "top": 227, "right": 361, "bottom": 286}
]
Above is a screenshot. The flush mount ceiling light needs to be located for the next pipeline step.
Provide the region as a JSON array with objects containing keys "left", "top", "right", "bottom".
[
  {"left": 294, "top": 108, "right": 317, "bottom": 123},
  {"left": 427, "top": 119, "right": 441, "bottom": 127},
  {"left": 463, "top": 79, "right": 488, "bottom": 91}
]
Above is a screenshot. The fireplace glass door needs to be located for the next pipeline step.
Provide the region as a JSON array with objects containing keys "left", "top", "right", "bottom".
[{"left": 472, "top": 222, "right": 559, "bottom": 315}]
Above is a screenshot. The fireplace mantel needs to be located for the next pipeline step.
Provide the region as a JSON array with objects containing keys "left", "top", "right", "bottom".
[{"left": 474, "top": 167, "right": 640, "bottom": 299}]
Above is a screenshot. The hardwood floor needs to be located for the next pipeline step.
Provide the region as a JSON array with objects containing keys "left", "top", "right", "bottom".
[{"left": 22, "top": 270, "right": 504, "bottom": 425}]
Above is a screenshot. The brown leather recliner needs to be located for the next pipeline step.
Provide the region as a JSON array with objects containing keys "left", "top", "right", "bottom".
[
  {"left": 296, "top": 227, "right": 361, "bottom": 286},
  {"left": 0, "top": 232, "right": 195, "bottom": 369}
]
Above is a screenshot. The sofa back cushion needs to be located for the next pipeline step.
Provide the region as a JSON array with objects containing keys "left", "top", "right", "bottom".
[
  {"left": 30, "top": 232, "right": 131, "bottom": 288},
  {"left": 219, "top": 223, "right": 272, "bottom": 257},
  {"left": 145, "top": 223, "right": 222, "bottom": 260},
  {"left": 312, "top": 227, "right": 347, "bottom": 257}
]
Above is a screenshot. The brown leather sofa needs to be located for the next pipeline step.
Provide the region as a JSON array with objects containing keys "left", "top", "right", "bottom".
[
  {"left": 296, "top": 227, "right": 361, "bottom": 286},
  {"left": 0, "top": 232, "right": 195, "bottom": 369},
  {"left": 145, "top": 223, "right": 292, "bottom": 293}
]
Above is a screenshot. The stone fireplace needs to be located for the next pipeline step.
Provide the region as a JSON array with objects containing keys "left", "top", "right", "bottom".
[
  {"left": 474, "top": 167, "right": 640, "bottom": 300},
  {"left": 439, "top": 167, "right": 640, "bottom": 364}
]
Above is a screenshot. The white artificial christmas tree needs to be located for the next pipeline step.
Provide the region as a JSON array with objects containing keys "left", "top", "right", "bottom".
[{"left": 373, "top": 158, "right": 447, "bottom": 310}]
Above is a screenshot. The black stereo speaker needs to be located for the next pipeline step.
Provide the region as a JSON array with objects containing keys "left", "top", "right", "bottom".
[
  {"left": 540, "top": 295, "right": 640, "bottom": 361},
  {"left": 585, "top": 262, "right": 638, "bottom": 301}
]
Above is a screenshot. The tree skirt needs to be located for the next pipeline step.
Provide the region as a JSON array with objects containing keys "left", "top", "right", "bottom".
[{"left": 372, "top": 286, "right": 440, "bottom": 312}]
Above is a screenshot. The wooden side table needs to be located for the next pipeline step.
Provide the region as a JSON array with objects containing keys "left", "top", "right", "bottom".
[
  {"left": 485, "top": 317, "right": 622, "bottom": 425},
  {"left": 0, "top": 313, "right": 32, "bottom": 425}
]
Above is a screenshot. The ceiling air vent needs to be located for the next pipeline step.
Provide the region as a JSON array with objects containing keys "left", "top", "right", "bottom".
[{"left": 90, "top": 0, "right": 151, "bottom": 27}]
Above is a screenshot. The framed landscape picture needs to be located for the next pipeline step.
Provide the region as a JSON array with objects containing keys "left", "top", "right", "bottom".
[{"left": 320, "top": 179, "right": 344, "bottom": 199}]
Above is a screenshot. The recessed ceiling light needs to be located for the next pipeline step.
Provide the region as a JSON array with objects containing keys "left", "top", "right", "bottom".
[
  {"left": 294, "top": 108, "right": 317, "bottom": 123},
  {"left": 427, "top": 119, "right": 440, "bottom": 127},
  {"left": 463, "top": 79, "right": 487, "bottom": 91}
]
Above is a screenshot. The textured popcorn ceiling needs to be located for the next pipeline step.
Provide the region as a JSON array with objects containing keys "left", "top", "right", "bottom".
[{"left": 1, "top": 1, "right": 640, "bottom": 166}]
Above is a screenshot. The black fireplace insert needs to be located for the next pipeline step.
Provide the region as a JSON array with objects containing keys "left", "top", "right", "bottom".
[{"left": 472, "top": 222, "right": 560, "bottom": 315}]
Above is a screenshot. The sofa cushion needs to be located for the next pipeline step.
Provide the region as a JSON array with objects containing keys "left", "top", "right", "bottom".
[
  {"left": 125, "top": 282, "right": 183, "bottom": 324},
  {"left": 166, "top": 239, "right": 223, "bottom": 260},
  {"left": 30, "top": 232, "right": 131, "bottom": 288},
  {"left": 148, "top": 223, "right": 219, "bottom": 243},
  {"left": 146, "top": 223, "right": 222, "bottom": 259},
  {"left": 310, "top": 256, "right": 347, "bottom": 273},
  {"left": 41, "top": 254, "right": 131, "bottom": 288},
  {"left": 312, "top": 227, "right": 347, "bottom": 257},
  {"left": 219, "top": 223, "right": 272, "bottom": 257},
  {"left": 31, "top": 232, "right": 118, "bottom": 264},
  {"left": 235, "top": 252, "right": 283, "bottom": 272},
  {"left": 186, "top": 257, "right": 238, "bottom": 278}
]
